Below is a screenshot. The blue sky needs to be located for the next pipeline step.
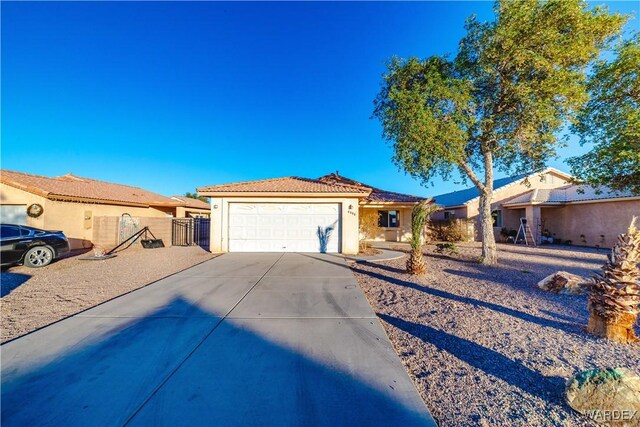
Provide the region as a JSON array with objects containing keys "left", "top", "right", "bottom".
[{"left": 2, "top": 1, "right": 638, "bottom": 198}]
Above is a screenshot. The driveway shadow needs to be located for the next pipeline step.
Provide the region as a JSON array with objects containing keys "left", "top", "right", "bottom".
[
  {"left": 2, "top": 296, "right": 433, "bottom": 426},
  {"left": 1, "top": 273, "right": 31, "bottom": 297},
  {"left": 378, "top": 313, "right": 565, "bottom": 403}
]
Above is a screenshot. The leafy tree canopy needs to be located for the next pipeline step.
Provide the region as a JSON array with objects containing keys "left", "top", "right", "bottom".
[
  {"left": 373, "top": 0, "right": 627, "bottom": 264},
  {"left": 184, "top": 191, "right": 209, "bottom": 203},
  {"left": 568, "top": 33, "right": 640, "bottom": 194},
  {"left": 374, "top": 0, "right": 626, "bottom": 188}
]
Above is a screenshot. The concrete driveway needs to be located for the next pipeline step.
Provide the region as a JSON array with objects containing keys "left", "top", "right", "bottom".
[{"left": 1, "top": 253, "right": 436, "bottom": 426}]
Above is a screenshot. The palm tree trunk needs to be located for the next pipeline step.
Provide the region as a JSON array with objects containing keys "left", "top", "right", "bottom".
[
  {"left": 407, "top": 247, "right": 426, "bottom": 275},
  {"left": 586, "top": 217, "right": 640, "bottom": 343},
  {"left": 587, "top": 311, "right": 638, "bottom": 343}
]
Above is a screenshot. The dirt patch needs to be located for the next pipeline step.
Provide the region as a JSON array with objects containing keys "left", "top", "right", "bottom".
[
  {"left": 1, "top": 246, "right": 216, "bottom": 342},
  {"left": 351, "top": 243, "right": 639, "bottom": 427}
]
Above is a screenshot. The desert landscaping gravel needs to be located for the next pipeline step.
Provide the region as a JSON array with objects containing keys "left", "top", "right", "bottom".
[
  {"left": 1, "top": 246, "right": 215, "bottom": 342},
  {"left": 352, "top": 243, "right": 639, "bottom": 427}
]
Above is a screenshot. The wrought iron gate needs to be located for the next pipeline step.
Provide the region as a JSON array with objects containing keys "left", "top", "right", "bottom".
[{"left": 172, "top": 218, "right": 210, "bottom": 251}]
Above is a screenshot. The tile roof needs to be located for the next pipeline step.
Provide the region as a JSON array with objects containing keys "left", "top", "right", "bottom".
[
  {"left": 1, "top": 169, "right": 180, "bottom": 207},
  {"left": 432, "top": 174, "right": 527, "bottom": 207},
  {"left": 432, "top": 168, "right": 573, "bottom": 207},
  {"left": 317, "top": 173, "right": 425, "bottom": 203},
  {"left": 503, "top": 184, "right": 637, "bottom": 206},
  {"left": 198, "top": 176, "right": 371, "bottom": 195},
  {"left": 171, "top": 195, "right": 210, "bottom": 210}
]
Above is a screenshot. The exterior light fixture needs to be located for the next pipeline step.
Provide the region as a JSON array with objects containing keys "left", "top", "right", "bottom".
[{"left": 348, "top": 204, "right": 353, "bottom": 210}]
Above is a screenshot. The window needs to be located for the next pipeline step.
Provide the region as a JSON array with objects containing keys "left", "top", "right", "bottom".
[
  {"left": 378, "top": 210, "right": 400, "bottom": 228},
  {"left": 0, "top": 225, "right": 21, "bottom": 239},
  {"left": 444, "top": 211, "right": 456, "bottom": 220},
  {"left": 492, "top": 209, "right": 503, "bottom": 227},
  {"left": 540, "top": 174, "right": 554, "bottom": 184}
]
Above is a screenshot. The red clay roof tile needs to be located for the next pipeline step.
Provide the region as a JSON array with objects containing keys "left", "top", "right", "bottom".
[
  {"left": 1, "top": 170, "right": 180, "bottom": 207},
  {"left": 317, "top": 173, "right": 425, "bottom": 203},
  {"left": 197, "top": 176, "right": 371, "bottom": 195}
]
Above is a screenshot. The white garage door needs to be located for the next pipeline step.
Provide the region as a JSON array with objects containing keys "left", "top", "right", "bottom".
[
  {"left": 0, "top": 205, "right": 27, "bottom": 225},
  {"left": 229, "top": 203, "right": 341, "bottom": 253}
]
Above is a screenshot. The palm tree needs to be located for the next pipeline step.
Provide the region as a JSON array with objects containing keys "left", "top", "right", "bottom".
[
  {"left": 587, "top": 217, "right": 640, "bottom": 343},
  {"left": 406, "top": 201, "right": 436, "bottom": 275}
]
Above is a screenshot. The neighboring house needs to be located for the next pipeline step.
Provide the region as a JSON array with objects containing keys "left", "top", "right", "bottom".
[
  {"left": 197, "top": 173, "right": 427, "bottom": 255},
  {"left": 501, "top": 184, "right": 640, "bottom": 248},
  {"left": 0, "top": 170, "right": 210, "bottom": 249},
  {"left": 431, "top": 167, "right": 640, "bottom": 247},
  {"left": 170, "top": 196, "right": 211, "bottom": 218}
]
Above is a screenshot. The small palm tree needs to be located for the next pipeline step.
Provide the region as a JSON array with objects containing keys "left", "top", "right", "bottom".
[
  {"left": 406, "top": 201, "right": 436, "bottom": 275},
  {"left": 587, "top": 217, "right": 640, "bottom": 343}
]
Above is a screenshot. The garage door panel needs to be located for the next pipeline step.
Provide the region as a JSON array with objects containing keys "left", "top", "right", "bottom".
[
  {"left": 228, "top": 203, "right": 340, "bottom": 253},
  {"left": 0, "top": 205, "right": 27, "bottom": 225},
  {"left": 313, "top": 205, "right": 339, "bottom": 215}
]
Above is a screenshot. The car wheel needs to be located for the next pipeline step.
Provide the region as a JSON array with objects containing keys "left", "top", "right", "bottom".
[{"left": 24, "top": 246, "right": 54, "bottom": 268}]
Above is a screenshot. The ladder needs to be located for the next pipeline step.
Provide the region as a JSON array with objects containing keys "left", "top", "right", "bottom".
[{"left": 514, "top": 218, "right": 537, "bottom": 246}]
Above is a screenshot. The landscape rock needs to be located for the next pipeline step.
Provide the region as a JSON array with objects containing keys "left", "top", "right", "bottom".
[
  {"left": 537, "top": 271, "right": 590, "bottom": 295},
  {"left": 566, "top": 368, "right": 640, "bottom": 426}
]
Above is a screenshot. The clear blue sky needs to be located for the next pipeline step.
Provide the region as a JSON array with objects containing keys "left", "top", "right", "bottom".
[{"left": 2, "top": 1, "right": 638, "bottom": 198}]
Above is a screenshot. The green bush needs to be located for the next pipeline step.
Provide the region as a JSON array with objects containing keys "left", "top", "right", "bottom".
[{"left": 435, "top": 242, "right": 458, "bottom": 255}]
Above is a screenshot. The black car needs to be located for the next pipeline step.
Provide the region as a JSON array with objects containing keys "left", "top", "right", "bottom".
[{"left": 1, "top": 224, "right": 70, "bottom": 268}]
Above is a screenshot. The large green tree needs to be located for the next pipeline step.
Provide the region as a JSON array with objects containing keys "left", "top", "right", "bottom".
[
  {"left": 373, "top": 0, "right": 625, "bottom": 264},
  {"left": 568, "top": 34, "right": 640, "bottom": 194}
]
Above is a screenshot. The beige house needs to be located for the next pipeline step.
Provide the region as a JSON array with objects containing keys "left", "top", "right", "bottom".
[
  {"left": 0, "top": 170, "right": 210, "bottom": 249},
  {"left": 171, "top": 196, "right": 211, "bottom": 218},
  {"left": 431, "top": 168, "right": 640, "bottom": 247},
  {"left": 501, "top": 184, "right": 640, "bottom": 248},
  {"left": 197, "top": 173, "right": 427, "bottom": 255},
  {"left": 317, "top": 173, "right": 426, "bottom": 243}
]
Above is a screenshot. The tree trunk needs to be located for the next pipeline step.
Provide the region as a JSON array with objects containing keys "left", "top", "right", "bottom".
[
  {"left": 479, "top": 190, "right": 497, "bottom": 265},
  {"left": 406, "top": 248, "right": 427, "bottom": 275},
  {"left": 587, "top": 311, "right": 639, "bottom": 343},
  {"left": 459, "top": 149, "right": 498, "bottom": 265}
]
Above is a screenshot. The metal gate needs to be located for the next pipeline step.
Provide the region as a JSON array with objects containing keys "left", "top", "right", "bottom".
[{"left": 172, "top": 218, "right": 210, "bottom": 251}]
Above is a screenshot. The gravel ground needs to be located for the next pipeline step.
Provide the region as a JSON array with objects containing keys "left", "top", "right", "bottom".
[
  {"left": 351, "top": 243, "right": 640, "bottom": 427},
  {"left": 1, "top": 246, "right": 215, "bottom": 342}
]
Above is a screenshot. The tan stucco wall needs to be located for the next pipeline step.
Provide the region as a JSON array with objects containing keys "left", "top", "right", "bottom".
[
  {"left": 360, "top": 206, "right": 413, "bottom": 242},
  {"left": 93, "top": 216, "right": 174, "bottom": 249},
  {"left": 1, "top": 183, "right": 48, "bottom": 229},
  {"left": 176, "top": 206, "right": 210, "bottom": 218},
  {"left": 1, "top": 184, "right": 173, "bottom": 250},
  {"left": 431, "top": 206, "right": 468, "bottom": 221},
  {"left": 209, "top": 197, "right": 360, "bottom": 255},
  {"left": 539, "top": 200, "right": 640, "bottom": 248}
]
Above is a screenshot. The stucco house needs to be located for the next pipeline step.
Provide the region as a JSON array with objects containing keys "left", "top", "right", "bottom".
[
  {"left": 170, "top": 196, "right": 211, "bottom": 218},
  {"left": 197, "top": 173, "right": 428, "bottom": 255},
  {"left": 0, "top": 170, "right": 210, "bottom": 249},
  {"left": 431, "top": 167, "right": 640, "bottom": 247}
]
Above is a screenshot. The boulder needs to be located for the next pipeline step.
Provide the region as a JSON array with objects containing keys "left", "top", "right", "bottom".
[
  {"left": 566, "top": 368, "right": 640, "bottom": 426},
  {"left": 537, "top": 271, "right": 590, "bottom": 295}
]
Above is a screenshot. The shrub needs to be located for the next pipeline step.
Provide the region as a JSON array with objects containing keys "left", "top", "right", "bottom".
[
  {"left": 435, "top": 242, "right": 458, "bottom": 256},
  {"left": 359, "top": 209, "right": 380, "bottom": 250},
  {"left": 429, "top": 219, "right": 473, "bottom": 242}
]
